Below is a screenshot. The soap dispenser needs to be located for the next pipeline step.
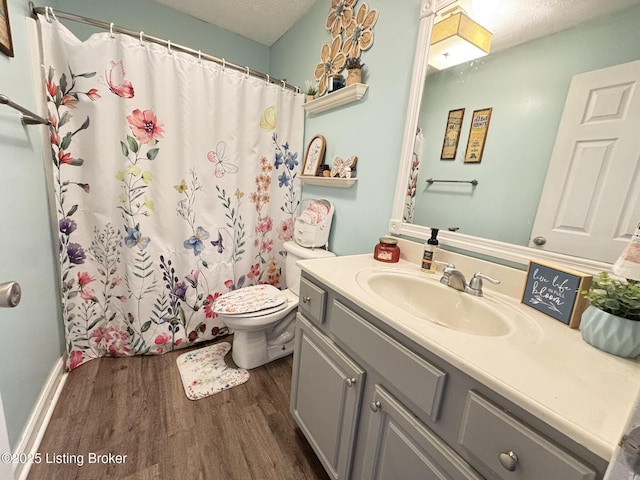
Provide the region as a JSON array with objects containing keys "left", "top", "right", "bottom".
[{"left": 421, "top": 228, "right": 439, "bottom": 273}]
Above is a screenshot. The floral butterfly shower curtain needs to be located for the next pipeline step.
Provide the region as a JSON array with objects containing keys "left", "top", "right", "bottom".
[{"left": 38, "top": 16, "right": 304, "bottom": 370}]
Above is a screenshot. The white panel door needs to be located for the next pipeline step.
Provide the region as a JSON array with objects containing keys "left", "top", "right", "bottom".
[{"left": 530, "top": 60, "right": 640, "bottom": 263}]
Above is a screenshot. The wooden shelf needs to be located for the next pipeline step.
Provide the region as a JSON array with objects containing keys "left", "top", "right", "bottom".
[
  {"left": 303, "top": 83, "right": 368, "bottom": 114},
  {"left": 300, "top": 176, "right": 358, "bottom": 188}
]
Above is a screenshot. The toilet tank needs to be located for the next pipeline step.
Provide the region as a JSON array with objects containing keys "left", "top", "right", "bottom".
[{"left": 283, "top": 240, "right": 335, "bottom": 295}]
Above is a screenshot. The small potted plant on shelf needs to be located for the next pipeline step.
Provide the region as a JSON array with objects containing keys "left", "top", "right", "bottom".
[
  {"left": 345, "top": 57, "right": 364, "bottom": 86},
  {"left": 580, "top": 272, "right": 640, "bottom": 357},
  {"left": 304, "top": 80, "right": 318, "bottom": 102}
]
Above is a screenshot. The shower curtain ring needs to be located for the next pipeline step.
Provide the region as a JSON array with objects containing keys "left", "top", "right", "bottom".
[
  {"left": 109, "top": 22, "right": 115, "bottom": 38},
  {"left": 221, "top": 58, "right": 225, "bottom": 70},
  {"left": 245, "top": 66, "right": 250, "bottom": 79},
  {"left": 139, "top": 31, "right": 144, "bottom": 45},
  {"left": 49, "top": 7, "right": 57, "bottom": 21},
  {"left": 296, "top": 86, "right": 301, "bottom": 94},
  {"left": 167, "top": 39, "right": 172, "bottom": 54},
  {"left": 265, "top": 74, "right": 270, "bottom": 85},
  {"left": 197, "top": 50, "right": 202, "bottom": 63},
  {"left": 281, "top": 80, "right": 286, "bottom": 92},
  {"left": 44, "top": 6, "right": 50, "bottom": 22}
]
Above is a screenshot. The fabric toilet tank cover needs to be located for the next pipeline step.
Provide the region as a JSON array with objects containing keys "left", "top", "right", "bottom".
[{"left": 212, "top": 284, "right": 287, "bottom": 315}]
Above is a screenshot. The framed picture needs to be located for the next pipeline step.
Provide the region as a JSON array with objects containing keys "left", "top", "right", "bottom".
[
  {"left": 302, "top": 134, "right": 326, "bottom": 176},
  {"left": 521, "top": 259, "right": 592, "bottom": 328},
  {"left": 464, "top": 108, "right": 492, "bottom": 163},
  {"left": 440, "top": 108, "right": 465, "bottom": 160},
  {"left": 0, "top": 0, "right": 13, "bottom": 58}
]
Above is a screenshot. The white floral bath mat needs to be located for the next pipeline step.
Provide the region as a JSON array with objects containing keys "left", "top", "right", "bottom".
[{"left": 176, "top": 342, "right": 250, "bottom": 400}]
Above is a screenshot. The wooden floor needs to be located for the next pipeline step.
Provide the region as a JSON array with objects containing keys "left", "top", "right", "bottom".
[{"left": 27, "top": 337, "right": 329, "bottom": 480}]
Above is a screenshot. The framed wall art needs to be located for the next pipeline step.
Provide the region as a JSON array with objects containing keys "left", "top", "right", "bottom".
[
  {"left": 464, "top": 108, "right": 492, "bottom": 163},
  {"left": 302, "top": 134, "right": 326, "bottom": 176},
  {"left": 0, "top": 0, "right": 13, "bottom": 58},
  {"left": 440, "top": 108, "right": 465, "bottom": 160},
  {"left": 521, "top": 259, "right": 592, "bottom": 328}
]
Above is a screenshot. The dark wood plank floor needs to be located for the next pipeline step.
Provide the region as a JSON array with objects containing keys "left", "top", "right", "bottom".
[{"left": 27, "top": 337, "right": 329, "bottom": 480}]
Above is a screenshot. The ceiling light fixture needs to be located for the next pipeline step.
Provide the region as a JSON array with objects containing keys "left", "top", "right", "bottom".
[{"left": 428, "top": 7, "right": 493, "bottom": 70}]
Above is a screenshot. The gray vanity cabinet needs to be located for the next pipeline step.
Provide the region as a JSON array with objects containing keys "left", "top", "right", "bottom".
[
  {"left": 360, "top": 385, "right": 482, "bottom": 480},
  {"left": 290, "top": 315, "right": 364, "bottom": 480},
  {"left": 291, "top": 272, "right": 608, "bottom": 480}
]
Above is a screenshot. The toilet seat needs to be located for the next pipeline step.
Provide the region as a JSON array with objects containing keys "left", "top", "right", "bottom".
[{"left": 212, "top": 284, "right": 287, "bottom": 316}]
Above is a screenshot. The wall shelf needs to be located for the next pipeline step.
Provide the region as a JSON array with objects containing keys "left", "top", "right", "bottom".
[
  {"left": 300, "top": 176, "right": 358, "bottom": 188},
  {"left": 303, "top": 83, "right": 368, "bottom": 114}
]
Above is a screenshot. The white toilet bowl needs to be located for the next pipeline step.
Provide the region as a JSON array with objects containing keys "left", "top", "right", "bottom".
[{"left": 213, "top": 241, "right": 335, "bottom": 369}]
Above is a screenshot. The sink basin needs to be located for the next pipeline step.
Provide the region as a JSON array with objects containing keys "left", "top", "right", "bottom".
[{"left": 356, "top": 268, "right": 512, "bottom": 336}]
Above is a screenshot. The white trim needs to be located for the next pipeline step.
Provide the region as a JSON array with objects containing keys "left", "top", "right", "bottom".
[
  {"left": 390, "top": 218, "right": 611, "bottom": 276},
  {"left": 13, "top": 357, "right": 68, "bottom": 480},
  {"left": 390, "top": 0, "right": 615, "bottom": 276}
]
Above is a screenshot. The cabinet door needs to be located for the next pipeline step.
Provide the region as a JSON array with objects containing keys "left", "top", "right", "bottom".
[
  {"left": 290, "top": 315, "right": 365, "bottom": 480},
  {"left": 360, "top": 385, "right": 482, "bottom": 480}
]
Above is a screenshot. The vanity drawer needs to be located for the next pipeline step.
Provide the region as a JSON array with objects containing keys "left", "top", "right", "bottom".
[
  {"left": 330, "top": 300, "right": 446, "bottom": 420},
  {"left": 458, "top": 391, "right": 596, "bottom": 480},
  {"left": 298, "top": 277, "right": 327, "bottom": 326}
]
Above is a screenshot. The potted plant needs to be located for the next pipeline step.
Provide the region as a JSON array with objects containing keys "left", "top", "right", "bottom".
[
  {"left": 581, "top": 272, "right": 640, "bottom": 357},
  {"left": 304, "top": 80, "right": 318, "bottom": 102},
  {"left": 345, "top": 57, "right": 364, "bottom": 86}
]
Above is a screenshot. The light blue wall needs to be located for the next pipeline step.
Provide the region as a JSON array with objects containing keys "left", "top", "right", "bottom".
[
  {"left": 271, "top": 1, "right": 422, "bottom": 255},
  {"left": 0, "top": 0, "right": 64, "bottom": 448},
  {"left": 51, "top": 0, "right": 271, "bottom": 72},
  {"left": 0, "top": 0, "right": 425, "bottom": 445},
  {"left": 1, "top": 0, "right": 272, "bottom": 450},
  {"left": 413, "top": 5, "right": 640, "bottom": 245}
]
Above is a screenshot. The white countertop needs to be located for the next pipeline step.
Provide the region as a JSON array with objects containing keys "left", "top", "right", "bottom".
[{"left": 298, "top": 253, "right": 640, "bottom": 461}]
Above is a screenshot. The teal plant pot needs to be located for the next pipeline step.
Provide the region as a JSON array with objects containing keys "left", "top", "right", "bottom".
[{"left": 581, "top": 305, "right": 640, "bottom": 358}]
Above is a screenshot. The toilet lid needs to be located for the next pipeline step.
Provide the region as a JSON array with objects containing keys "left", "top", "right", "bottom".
[{"left": 212, "top": 284, "right": 287, "bottom": 315}]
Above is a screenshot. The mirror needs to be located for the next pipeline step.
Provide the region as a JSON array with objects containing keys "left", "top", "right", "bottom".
[{"left": 391, "top": 0, "right": 640, "bottom": 272}]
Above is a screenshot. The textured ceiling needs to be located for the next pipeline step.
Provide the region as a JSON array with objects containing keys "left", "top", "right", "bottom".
[
  {"left": 149, "top": 0, "right": 640, "bottom": 49},
  {"left": 150, "top": 0, "right": 319, "bottom": 46}
]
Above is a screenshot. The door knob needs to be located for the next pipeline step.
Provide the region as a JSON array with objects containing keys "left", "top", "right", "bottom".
[
  {"left": 533, "top": 236, "right": 546, "bottom": 246},
  {"left": 302, "top": 296, "right": 311, "bottom": 303},
  {"left": 345, "top": 378, "right": 357, "bottom": 387},
  {"left": 370, "top": 401, "right": 381, "bottom": 412},
  {"left": 0, "top": 282, "right": 21, "bottom": 308}
]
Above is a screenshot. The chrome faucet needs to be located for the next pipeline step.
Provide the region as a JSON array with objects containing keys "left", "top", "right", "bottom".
[
  {"left": 439, "top": 265, "right": 468, "bottom": 292},
  {"left": 466, "top": 272, "right": 501, "bottom": 297},
  {"left": 438, "top": 263, "right": 500, "bottom": 297}
]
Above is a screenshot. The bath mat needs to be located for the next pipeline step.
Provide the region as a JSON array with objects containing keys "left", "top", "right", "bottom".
[{"left": 176, "top": 342, "right": 249, "bottom": 400}]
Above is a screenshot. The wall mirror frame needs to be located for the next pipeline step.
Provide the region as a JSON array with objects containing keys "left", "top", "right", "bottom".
[{"left": 389, "top": 0, "right": 617, "bottom": 275}]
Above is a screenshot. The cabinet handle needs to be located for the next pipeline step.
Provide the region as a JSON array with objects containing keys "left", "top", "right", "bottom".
[
  {"left": 498, "top": 450, "right": 519, "bottom": 471},
  {"left": 345, "top": 378, "right": 357, "bottom": 387},
  {"left": 369, "top": 401, "right": 381, "bottom": 413},
  {"left": 302, "top": 296, "right": 311, "bottom": 304}
]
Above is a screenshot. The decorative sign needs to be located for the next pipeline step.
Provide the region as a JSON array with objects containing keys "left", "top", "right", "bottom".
[
  {"left": 440, "top": 108, "right": 465, "bottom": 160},
  {"left": 0, "top": 0, "right": 13, "bottom": 58},
  {"left": 521, "top": 260, "right": 592, "bottom": 328},
  {"left": 302, "top": 134, "right": 326, "bottom": 176},
  {"left": 464, "top": 108, "right": 492, "bottom": 163}
]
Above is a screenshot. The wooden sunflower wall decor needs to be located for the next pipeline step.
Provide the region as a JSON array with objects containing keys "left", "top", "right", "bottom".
[{"left": 314, "top": 0, "right": 379, "bottom": 96}]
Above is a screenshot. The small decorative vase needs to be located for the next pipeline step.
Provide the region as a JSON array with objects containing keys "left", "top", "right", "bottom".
[
  {"left": 346, "top": 68, "right": 362, "bottom": 86},
  {"left": 306, "top": 94, "right": 315, "bottom": 103},
  {"left": 580, "top": 305, "right": 640, "bottom": 358}
]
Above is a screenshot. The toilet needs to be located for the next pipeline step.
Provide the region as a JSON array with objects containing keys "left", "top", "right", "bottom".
[{"left": 213, "top": 199, "right": 336, "bottom": 369}]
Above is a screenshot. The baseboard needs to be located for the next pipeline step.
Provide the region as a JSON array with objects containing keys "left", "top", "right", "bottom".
[{"left": 13, "top": 356, "right": 68, "bottom": 480}]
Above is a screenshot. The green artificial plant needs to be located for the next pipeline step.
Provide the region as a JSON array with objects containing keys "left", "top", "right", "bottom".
[{"left": 583, "top": 272, "right": 640, "bottom": 321}]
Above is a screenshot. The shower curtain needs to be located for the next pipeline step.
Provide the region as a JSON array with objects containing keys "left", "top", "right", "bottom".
[{"left": 38, "top": 16, "right": 305, "bottom": 370}]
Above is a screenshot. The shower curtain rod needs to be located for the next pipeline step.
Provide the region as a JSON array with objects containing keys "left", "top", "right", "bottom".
[
  {"left": 30, "top": 4, "right": 301, "bottom": 94},
  {"left": 0, "top": 93, "right": 51, "bottom": 125}
]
